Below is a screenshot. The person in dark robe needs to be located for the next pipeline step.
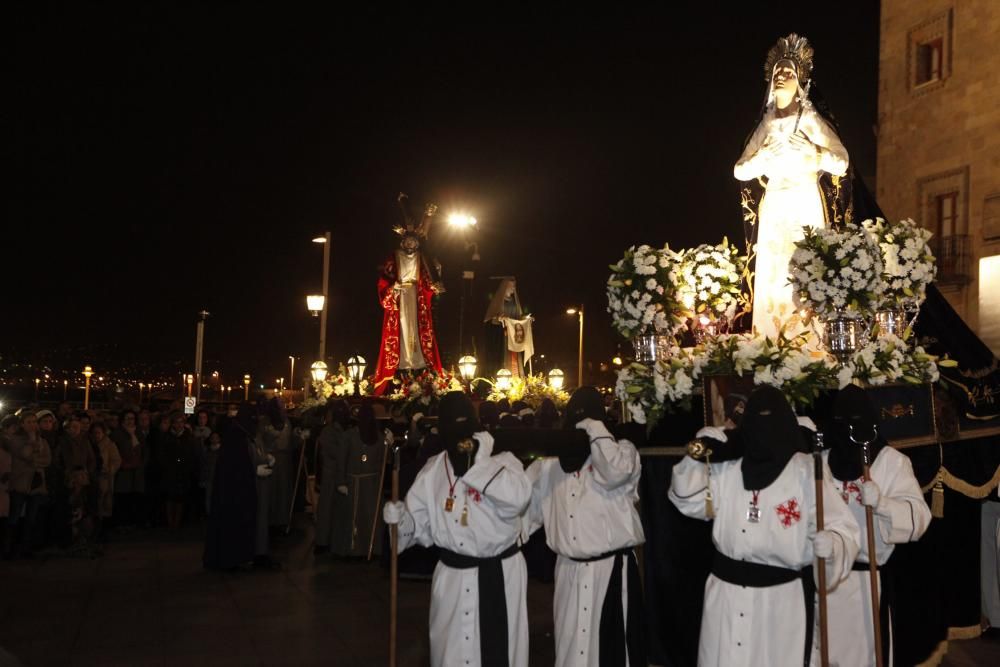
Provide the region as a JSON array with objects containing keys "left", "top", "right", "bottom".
[
  {"left": 330, "top": 402, "right": 387, "bottom": 558},
  {"left": 314, "top": 400, "right": 349, "bottom": 555},
  {"left": 203, "top": 405, "right": 258, "bottom": 571}
]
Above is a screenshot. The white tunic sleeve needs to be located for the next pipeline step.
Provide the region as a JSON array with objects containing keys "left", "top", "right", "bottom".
[
  {"left": 873, "top": 448, "right": 932, "bottom": 545},
  {"left": 462, "top": 451, "right": 531, "bottom": 521},
  {"left": 589, "top": 437, "right": 641, "bottom": 495},
  {"left": 668, "top": 456, "right": 714, "bottom": 521},
  {"left": 521, "top": 457, "right": 549, "bottom": 539},
  {"left": 816, "top": 463, "right": 862, "bottom": 589},
  {"left": 396, "top": 464, "right": 434, "bottom": 552}
]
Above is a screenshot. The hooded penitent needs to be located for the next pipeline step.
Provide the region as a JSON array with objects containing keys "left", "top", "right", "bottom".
[
  {"left": 738, "top": 386, "right": 803, "bottom": 490},
  {"left": 559, "top": 386, "right": 605, "bottom": 473},
  {"left": 827, "top": 384, "right": 884, "bottom": 482},
  {"left": 439, "top": 391, "right": 479, "bottom": 476}
]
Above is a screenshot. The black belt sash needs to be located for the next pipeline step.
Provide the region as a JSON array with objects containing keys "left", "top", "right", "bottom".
[
  {"left": 711, "top": 551, "right": 816, "bottom": 667},
  {"left": 570, "top": 547, "right": 646, "bottom": 667},
  {"left": 438, "top": 543, "right": 521, "bottom": 667},
  {"left": 851, "top": 561, "right": 892, "bottom": 662}
]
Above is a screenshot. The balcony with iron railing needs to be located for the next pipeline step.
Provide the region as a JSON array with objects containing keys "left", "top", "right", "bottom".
[{"left": 932, "top": 234, "right": 972, "bottom": 284}]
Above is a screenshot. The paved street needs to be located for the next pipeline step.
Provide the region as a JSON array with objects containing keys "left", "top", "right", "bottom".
[{"left": 0, "top": 518, "right": 996, "bottom": 666}]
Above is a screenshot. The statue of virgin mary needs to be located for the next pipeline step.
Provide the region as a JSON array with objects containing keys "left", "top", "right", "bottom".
[{"left": 735, "top": 34, "right": 850, "bottom": 338}]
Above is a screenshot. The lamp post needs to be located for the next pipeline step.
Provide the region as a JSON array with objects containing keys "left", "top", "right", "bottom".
[
  {"left": 34, "top": 378, "right": 40, "bottom": 401},
  {"left": 186, "top": 374, "right": 194, "bottom": 398},
  {"left": 347, "top": 355, "right": 367, "bottom": 397},
  {"left": 458, "top": 355, "right": 477, "bottom": 393},
  {"left": 194, "top": 310, "right": 210, "bottom": 403},
  {"left": 277, "top": 378, "right": 284, "bottom": 396},
  {"left": 288, "top": 356, "right": 297, "bottom": 393},
  {"left": 548, "top": 368, "right": 565, "bottom": 391},
  {"left": 243, "top": 374, "right": 251, "bottom": 401},
  {"left": 138, "top": 382, "right": 143, "bottom": 404},
  {"left": 448, "top": 212, "right": 479, "bottom": 356},
  {"left": 566, "top": 306, "right": 585, "bottom": 388},
  {"left": 63, "top": 379, "right": 69, "bottom": 401},
  {"left": 310, "top": 360, "right": 329, "bottom": 384},
  {"left": 312, "top": 232, "right": 331, "bottom": 363},
  {"left": 83, "top": 366, "right": 94, "bottom": 410},
  {"left": 495, "top": 368, "right": 512, "bottom": 392}
]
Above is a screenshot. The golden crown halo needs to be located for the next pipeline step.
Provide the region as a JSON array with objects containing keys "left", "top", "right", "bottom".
[{"left": 763, "top": 33, "right": 814, "bottom": 83}]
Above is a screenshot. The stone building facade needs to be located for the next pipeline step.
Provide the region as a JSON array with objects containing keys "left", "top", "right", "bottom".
[{"left": 877, "top": 0, "right": 1000, "bottom": 354}]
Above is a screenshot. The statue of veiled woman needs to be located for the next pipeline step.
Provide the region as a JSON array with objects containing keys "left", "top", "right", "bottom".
[{"left": 735, "top": 34, "right": 851, "bottom": 338}]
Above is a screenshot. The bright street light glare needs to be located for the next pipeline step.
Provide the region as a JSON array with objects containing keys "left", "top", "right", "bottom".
[
  {"left": 312, "top": 236, "right": 327, "bottom": 243},
  {"left": 566, "top": 308, "right": 578, "bottom": 315},
  {"left": 448, "top": 213, "right": 477, "bottom": 228}
]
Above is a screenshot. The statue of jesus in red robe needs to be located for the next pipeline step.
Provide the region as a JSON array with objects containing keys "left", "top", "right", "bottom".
[{"left": 372, "top": 199, "right": 445, "bottom": 395}]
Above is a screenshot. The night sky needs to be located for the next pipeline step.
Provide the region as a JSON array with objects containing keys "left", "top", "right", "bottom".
[{"left": 8, "top": 6, "right": 880, "bottom": 385}]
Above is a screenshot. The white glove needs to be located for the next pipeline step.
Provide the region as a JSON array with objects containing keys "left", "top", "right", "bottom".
[
  {"left": 384, "top": 428, "right": 395, "bottom": 446},
  {"left": 256, "top": 465, "right": 273, "bottom": 478},
  {"left": 861, "top": 480, "right": 882, "bottom": 509},
  {"left": 575, "top": 418, "right": 613, "bottom": 442},
  {"left": 473, "top": 431, "right": 494, "bottom": 464},
  {"left": 337, "top": 485, "right": 349, "bottom": 496},
  {"left": 382, "top": 500, "right": 406, "bottom": 525},
  {"left": 813, "top": 530, "right": 835, "bottom": 559},
  {"left": 266, "top": 454, "right": 276, "bottom": 467},
  {"left": 796, "top": 416, "right": 817, "bottom": 432},
  {"left": 695, "top": 426, "right": 728, "bottom": 443},
  {"left": 411, "top": 412, "right": 424, "bottom": 424}
]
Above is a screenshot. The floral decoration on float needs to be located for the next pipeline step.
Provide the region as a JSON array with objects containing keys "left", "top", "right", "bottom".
[
  {"left": 609, "top": 220, "right": 955, "bottom": 428},
  {"left": 484, "top": 373, "right": 570, "bottom": 409}
]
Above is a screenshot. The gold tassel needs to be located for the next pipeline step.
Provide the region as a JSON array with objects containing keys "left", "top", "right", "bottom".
[
  {"left": 931, "top": 474, "right": 945, "bottom": 518},
  {"left": 704, "top": 452, "right": 715, "bottom": 519},
  {"left": 705, "top": 490, "right": 716, "bottom": 519}
]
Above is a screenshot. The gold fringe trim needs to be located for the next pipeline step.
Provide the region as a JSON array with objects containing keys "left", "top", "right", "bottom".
[
  {"left": 915, "top": 639, "right": 949, "bottom": 667},
  {"left": 947, "top": 624, "right": 982, "bottom": 640},
  {"left": 918, "top": 464, "right": 1000, "bottom": 499}
]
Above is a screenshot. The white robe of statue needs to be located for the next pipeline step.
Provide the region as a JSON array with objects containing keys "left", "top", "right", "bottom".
[
  {"left": 734, "top": 106, "right": 849, "bottom": 339},
  {"left": 818, "top": 447, "right": 931, "bottom": 667},
  {"left": 395, "top": 250, "right": 425, "bottom": 370}
]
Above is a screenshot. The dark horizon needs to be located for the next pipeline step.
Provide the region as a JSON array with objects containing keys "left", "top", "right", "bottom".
[{"left": 7, "top": 7, "right": 880, "bottom": 385}]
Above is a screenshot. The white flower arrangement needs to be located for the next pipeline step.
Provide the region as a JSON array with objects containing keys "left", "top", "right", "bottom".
[
  {"left": 677, "top": 238, "right": 747, "bottom": 322},
  {"left": 302, "top": 365, "right": 370, "bottom": 409},
  {"left": 485, "top": 373, "right": 570, "bottom": 409},
  {"left": 841, "top": 333, "right": 941, "bottom": 386},
  {"left": 607, "top": 244, "right": 687, "bottom": 340},
  {"left": 861, "top": 217, "right": 937, "bottom": 310},
  {"left": 789, "top": 225, "right": 885, "bottom": 320}
]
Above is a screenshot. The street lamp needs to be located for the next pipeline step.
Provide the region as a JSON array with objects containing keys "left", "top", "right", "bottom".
[
  {"left": 306, "top": 294, "right": 325, "bottom": 316},
  {"left": 63, "top": 379, "right": 69, "bottom": 400},
  {"left": 310, "top": 360, "right": 329, "bottom": 384},
  {"left": 566, "top": 306, "right": 585, "bottom": 388},
  {"left": 186, "top": 374, "right": 194, "bottom": 397},
  {"left": 448, "top": 213, "right": 478, "bottom": 228},
  {"left": 288, "top": 356, "right": 297, "bottom": 393},
  {"left": 83, "top": 365, "right": 94, "bottom": 410},
  {"left": 458, "top": 355, "right": 477, "bottom": 392},
  {"left": 138, "top": 382, "right": 144, "bottom": 404},
  {"left": 312, "top": 233, "right": 331, "bottom": 363},
  {"left": 347, "top": 355, "right": 367, "bottom": 397},
  {"left": 243, "top": 374, "right": 251, "bottom": 401},
  {"left": 34, "top": 378, "right": 40, "bottom": 401},
  {"left": 548, "top": 368, "right": 565, "bottom": 390},
  {"left": 495, "top": 368, "right": 512, "bottom": 392}
]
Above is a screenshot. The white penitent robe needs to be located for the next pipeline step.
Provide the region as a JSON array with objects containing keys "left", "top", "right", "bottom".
[
  {"left": 523, "top": 438, "right": 644, "bottom": 667},
  {"left": 734, "top": 107, "right": 849, "bottom": 339},
  {"left": 396, "top": 250, "right": 425, "bottom": 370},
  {"left": 395, "top": 451, "right": 532, "bottom": 667},
  {"left": 670, "top": 453, "right": 860, "bottom": 667},
  {"left": 819, "top": 447, "right": 931, "bottom": 667}
]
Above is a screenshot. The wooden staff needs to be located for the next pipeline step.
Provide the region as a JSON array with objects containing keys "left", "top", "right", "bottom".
[
  {"left": 813, "top": 432, "right": 830, "bottom": 667},
  {"left": 853, "top": 425, "right": 885, "bottom": 667},
  {"left": 286, "top": 434, "right": 307, "bottom": 534},
  {"left": 389, "top": 444, "right": 401, "bottom": 667},
  {"left": 367, "top": 430, "right": 393, "bottom": 561}
]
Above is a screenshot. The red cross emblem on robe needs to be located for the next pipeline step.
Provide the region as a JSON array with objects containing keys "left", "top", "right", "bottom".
[
  {"left": 775, "top": 497, "right": 801, "bottom": 528},
  {"left": 841, "top": 480, "right": 862, "bottom": 505},
  {"left": 467, "top": 488, "right": 482, "bottom": 503}
]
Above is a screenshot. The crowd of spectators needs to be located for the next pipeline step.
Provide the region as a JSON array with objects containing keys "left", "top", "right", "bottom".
[{"left": 0, "top": 399, "right": 297, "bottom": 562}]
